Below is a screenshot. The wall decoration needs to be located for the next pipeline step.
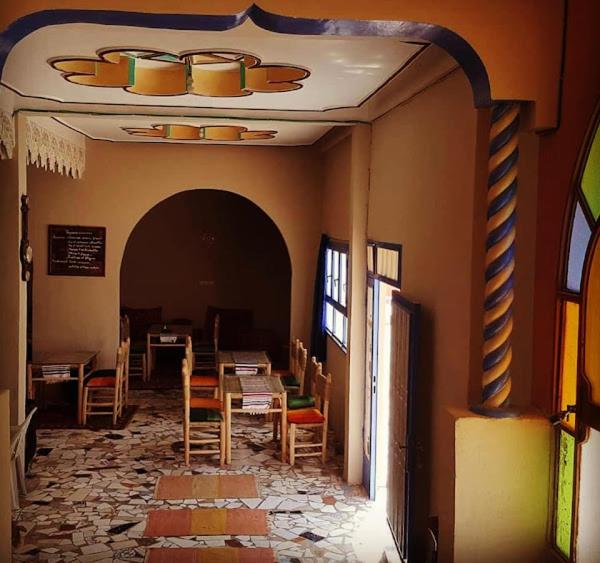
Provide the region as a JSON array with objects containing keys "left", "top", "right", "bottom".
[
  {"left": 122, "top": 123, "right": 277, "bottom": 141},
  {"left": 0, "top": 111, "right": 15, "bottom": 159},
  {"left": 49, "top": 50, "right": 309, "bottom": 97},
  {"left": 48, "top": 225, "right": 106, "bottom": 277},
  {"left": 20, "top": 195, "right": 33, "bottom": 282},
  {"left": 26, "top": 119, "right": 85, "bottom": 178}
]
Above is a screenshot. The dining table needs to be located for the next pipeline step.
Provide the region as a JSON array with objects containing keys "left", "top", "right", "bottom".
[
  {"left": 27, "top": 350, "right": 98, "bottom": 425},
  {"left": 216, "top": 350, "right": 272, "bottom": 393},
  {"left": 223, "top": 374, "right": 287, "bottom": 464}
]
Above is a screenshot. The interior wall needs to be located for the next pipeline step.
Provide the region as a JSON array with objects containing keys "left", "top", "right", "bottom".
[
  {"left": 28, "top": 139, "right": 321, "bottom": 367},
  {"left": 120, "top": 189, "right": 291, "bottom": 357},
  {"left": 320, "top": 134, "right": 351, "bottom": 448}
]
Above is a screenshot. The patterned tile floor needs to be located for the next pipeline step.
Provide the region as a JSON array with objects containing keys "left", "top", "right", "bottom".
[{"left": 13, "top": 390, "right": 397, "bottom": 562}]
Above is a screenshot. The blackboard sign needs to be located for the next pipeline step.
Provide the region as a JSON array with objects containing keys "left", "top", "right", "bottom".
[{"left": 48, "top": 225, "right": 106, "bottom": 277}]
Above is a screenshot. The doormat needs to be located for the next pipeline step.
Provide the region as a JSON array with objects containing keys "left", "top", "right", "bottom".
[
  {"left": 36, "top": 405, "right": 138, "bottom": 430},
  {"left": 145, "top": 547, "right": 276, "bottom": 563},
  {"left": 144, "top": 508, "right": 268, "bottom": 537},
  {"left": 154, "top": 474, "right": 258, "bottom": 500}
]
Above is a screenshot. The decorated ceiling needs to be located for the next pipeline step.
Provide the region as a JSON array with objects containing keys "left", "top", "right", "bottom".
[{"left": 0, "top": 19, "right": 456, "bottom": 145}]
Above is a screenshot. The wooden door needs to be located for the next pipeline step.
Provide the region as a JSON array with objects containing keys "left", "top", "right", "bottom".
[{"left": 387, "top": 292, "right": 420, "bottom": 561}]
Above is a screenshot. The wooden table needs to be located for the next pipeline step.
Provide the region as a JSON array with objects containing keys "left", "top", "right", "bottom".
[
  {"left": 217, "top": 350, "right": 272, "bottom": 395},
  {"left": 27, "top": 351, "right": 98, "bottom": 425},
  {"left": 146, "top": 324, "right": 193, "bottom": 374},
  {"left": 223, "top": 374, "right": 287, "bottom": 464}
]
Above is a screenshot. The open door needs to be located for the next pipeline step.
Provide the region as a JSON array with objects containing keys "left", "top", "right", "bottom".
[{"left": 387, "top": 291, "right": 420, "bottom": 561}]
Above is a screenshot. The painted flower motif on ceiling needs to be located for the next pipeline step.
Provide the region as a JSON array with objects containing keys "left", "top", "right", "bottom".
[
  {"left": 122, "top": 124, "right": 277, "bottom": 141},
  {"left": 49, "top": 50, "right": 309, "bottom": 97}
]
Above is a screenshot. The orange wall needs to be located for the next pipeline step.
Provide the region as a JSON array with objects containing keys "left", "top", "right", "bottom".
[
  {"left": 120, "top": 189, "right": 291, "bottom": 359},
  {"left": 28, "top": 140, "right": 321, "bottom": 367},
  {"left": 0, "top": 0, "right": 564, "bottom": 129},
  {"left": 320, "top": 134, "right": 352, "bottom": 447},
  {"left": 533, "top": 0, "right": 600, "bottom": 414}
]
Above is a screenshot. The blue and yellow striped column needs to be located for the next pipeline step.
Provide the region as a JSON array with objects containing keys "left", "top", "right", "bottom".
[{"left": 473, "top": 102, "right": 520, "bottom": 417}]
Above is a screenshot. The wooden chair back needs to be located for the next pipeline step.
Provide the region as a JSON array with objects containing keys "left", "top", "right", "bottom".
[
  {"left": 213, "top": 314, "right": 220, "bottom": 353},
  {"left": 120, "top": 315, "right": 131, "bottom": 341},
  {"left": 314, "top": 370, "right": 332, "bottom": 421},
  {"left": 296, "top": 343, "right": 308, "bottom": 392},
  {"left": 184, "top": 335, "right": 194, "bottom": 369},
  {"left": 289, "top": 337, "right": 299, "bottom": 375},
  {"left": 182, "top": 357, "right": 191, "bottom": 417},
  {"left": 308, "top": 356, "right": 322, "bottom": 396}
]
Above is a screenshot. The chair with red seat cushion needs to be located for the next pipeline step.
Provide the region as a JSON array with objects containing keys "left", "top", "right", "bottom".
[
  {"left": 287, "top": 369, "right": 332, "bottom": 466},
  {"left": 82, "top": 346, "right": 125, "bottom": 426},
  {"left": 182, "top": 358, "right": 225, "bottom": 466},
  {"left": 185, "top": 336, "right": 219, "bottom": 398}
]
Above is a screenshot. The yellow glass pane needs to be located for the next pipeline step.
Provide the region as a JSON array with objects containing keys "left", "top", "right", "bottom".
[
  {"left": 585, "top": 242, "right": 600, "bottom": 405},
  {"left": 560, "top": 301, "right": 579, "bottom": 431}
]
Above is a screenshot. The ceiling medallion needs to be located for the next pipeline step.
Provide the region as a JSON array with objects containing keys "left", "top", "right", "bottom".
[
  {"left": 49, "top": 50, "right": 309, "bottom": 97},
  {"left": 122, "top": 124, "right": 277, "bottom": 141}
]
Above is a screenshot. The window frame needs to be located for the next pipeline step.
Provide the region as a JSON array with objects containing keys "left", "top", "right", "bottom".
[
  {"left": 324, "top": 239, "right": 349, "bottom": 350},
  {"left": 367, "top": 240, "right": 402, "bottom": 289}
]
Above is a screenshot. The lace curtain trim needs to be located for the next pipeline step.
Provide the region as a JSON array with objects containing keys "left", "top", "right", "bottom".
[
  {"left": 0, "top": 112, "right": 15, "bottom": 159},
  {"left": 26, "top": 119, "right": 85, "bottom": 178}
]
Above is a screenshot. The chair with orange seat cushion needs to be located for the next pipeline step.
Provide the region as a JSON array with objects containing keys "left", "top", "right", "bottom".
[
  {"left": 184, "top": 336, "right": 219, "bottom": 398},
  {"left": 287, "top": 369, "right": 332, "bottom": 466},
  {"left": 182, "top": 358, "right": 225, "bottom": 466},
  {"left": 82, "top": 346, "right": 125, "bottom": 426}
]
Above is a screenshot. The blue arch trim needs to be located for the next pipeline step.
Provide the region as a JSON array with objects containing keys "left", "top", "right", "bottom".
[{"left": 0, "top": 5, "right": 491, "bottom": 108}]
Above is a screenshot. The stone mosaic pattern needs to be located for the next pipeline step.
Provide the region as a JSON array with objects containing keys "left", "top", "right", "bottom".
[{"left": 13, "top": 390, "right": 396, "bottom": 562}]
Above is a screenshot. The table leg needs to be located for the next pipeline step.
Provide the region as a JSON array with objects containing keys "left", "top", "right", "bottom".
[
  {"left": 26, "top": 364, "right": 33, "bottom": 400},
  {"left": 225, "top": 393, "right": 232, "bottom": 464},
  {"left": 281, "top": 392, "right": 287, "bottom": 463},
  {"left": 146, "top": 334, "right": 152, "bottom": 378},
  {"left": 218, "top": 363, "right": 224, "bottom": 402},
  {"left": 77, "top": 364, "right": 84, "bottom": 425}
]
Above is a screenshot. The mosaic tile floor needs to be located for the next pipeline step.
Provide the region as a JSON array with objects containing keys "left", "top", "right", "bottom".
[{"left": 13, "top": 390, "right": 398, "bottom": 562}]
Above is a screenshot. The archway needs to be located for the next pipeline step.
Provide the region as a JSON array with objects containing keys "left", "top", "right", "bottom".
[{"left": 120, "top": 189, "right": 292, "bottom": 376}]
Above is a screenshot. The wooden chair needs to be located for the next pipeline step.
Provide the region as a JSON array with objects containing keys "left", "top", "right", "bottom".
[
  {"left": 282, "top": 343, "right": 308, "bottom": 394},
  {"left": 10, "top": 407, "right": 37, "bottom": 510},
  {"left": 182, "top": 358, "right": 225, "bottom": 466},
  {"left": 273, "top": 337, "right": 300, "bottom": 379},
  {"left": 287, "top": 369, "right": 332, "bottom": 466},
  {"left": 193, "top": 313, "right": 220, "bottom": 373},
  {"left": 82, "top": 346, "right": 124, "bottom": 426},
  {"left": 273, "top": 356, "right": 319, "bottom": 440},
  {"left": 121, "top": 315, "right": 147, "bottom": 382},
  {"left": 185, "top": 336, "right": 219, "bottom": 398}
]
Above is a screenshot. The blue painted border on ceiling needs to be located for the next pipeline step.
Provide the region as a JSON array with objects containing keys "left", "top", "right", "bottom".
[{"left": 0, "top": 4, "right": 491, "bottom": 108}]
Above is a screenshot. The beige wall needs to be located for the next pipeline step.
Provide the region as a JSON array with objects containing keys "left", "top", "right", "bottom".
[
  {"left": 320, "top": 134, "right": 351, "bottom": 448},
  {"left": 120, "top": 189, "right": 291, "bottom": 360},
  {"left": 28, "top": 140, "right": 321, "bottom": 367}
]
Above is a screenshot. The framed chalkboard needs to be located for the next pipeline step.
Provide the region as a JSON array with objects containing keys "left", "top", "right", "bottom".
[{"left": 48, "top": 225, "right": 106, "bottom": 277}]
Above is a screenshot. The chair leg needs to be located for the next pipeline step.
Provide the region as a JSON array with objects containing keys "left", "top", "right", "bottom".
[
  {"left": 219, "top": 421, "right": 226, "bottom": 467},
  {"left": 321, "top": 425, "right": 328, "bottom": 464},
  {"left": 289, "top": 423, "right": 296, "bottom": 466},
  {"left": 10, "top": 460, "right": 19, "bottom": 510},
  {"left": 184, "top": 425, "right": 190, "bottom": 466},
  {"left": 82, "top": 387, "right": 89, "bottom": 425},
  {"left": 272, "top": 413, "right": 279, "bottom": 441},
  {"left": 112, "top": 390, "right": 119, "bottom": 426}
]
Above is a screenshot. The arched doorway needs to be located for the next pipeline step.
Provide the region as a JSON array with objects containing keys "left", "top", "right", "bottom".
[{"left": 120, "top": 189, "right": 291, "bottom": 377}]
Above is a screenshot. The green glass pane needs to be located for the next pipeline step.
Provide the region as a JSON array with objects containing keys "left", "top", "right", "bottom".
[
  {"left": 582, "top": 124, "right": 600, "bottom": 219},
  {"left": 555, "top": 430, "right": 575, "bottom": 558}
]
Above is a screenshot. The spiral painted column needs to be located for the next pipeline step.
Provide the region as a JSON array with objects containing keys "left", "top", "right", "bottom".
[{"left": 474, "top": 102, "right": 520, "bottom": 417}]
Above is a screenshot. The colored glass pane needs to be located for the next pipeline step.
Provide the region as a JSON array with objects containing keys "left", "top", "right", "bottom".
[
  {"left": 582, "top": 123, "right": 600, "bottom": 219},
  {"left": 559, "top": 301, "right": 579, "bottom": 432},
  {"left": 566, "top": 203, "right": 592, "bottom": 292},
  {"left": 585, "top": 240, "right": 600, "bottom": 406},
  {"left": 555, "top": 430, "right": 575, "bottom": 558}
]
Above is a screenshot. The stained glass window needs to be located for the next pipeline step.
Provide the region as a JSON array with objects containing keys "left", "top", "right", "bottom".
[
  {"left": 559, "top": 301, "right": 579, "bottom": 432},
  {"left": 582, "top": 123, "right": 600, "bottom": 220},
  {"left": 584, "top": 240, "right": 600, "bottom": 406},
  {"left": 556, "top": 430, "right": 575, "bottom": 559},
  {"left": 566, "top": 203, "right": 592, "bottom": 292}
]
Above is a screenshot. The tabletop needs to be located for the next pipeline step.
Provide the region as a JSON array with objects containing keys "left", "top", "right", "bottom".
[
  {"left": 30, "top": 351, "right": 98, "bottom": 366},
  {"left": 147, "top": 324, "right": 193, "bottom": 336},
  {"left": 223, "top": 374, "right": 284, "bottom": 395},
  {"left": 217, "top": 350, "right": 271, "bottom": 365}
]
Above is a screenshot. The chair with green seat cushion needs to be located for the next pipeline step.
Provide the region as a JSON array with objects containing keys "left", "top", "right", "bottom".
[
  {"left": 282, "top": 374, "right": 301, "bottom": 389},
  {"left": 281, "top": 344, "right": 308, "bottom": 394},
  {"left": 288, "top": 395, "right": 316, "bottom": 410},
  {"left": 190, "top": 408, "right": 223, "bottom": 422}
]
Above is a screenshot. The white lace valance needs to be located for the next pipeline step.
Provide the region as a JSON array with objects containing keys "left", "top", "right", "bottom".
[
  {"left": 0, "top": 112, "right": 15, "bottom": 160},
  {"left": 26, "top": 117, "right": 85, "bottom": 178}
]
